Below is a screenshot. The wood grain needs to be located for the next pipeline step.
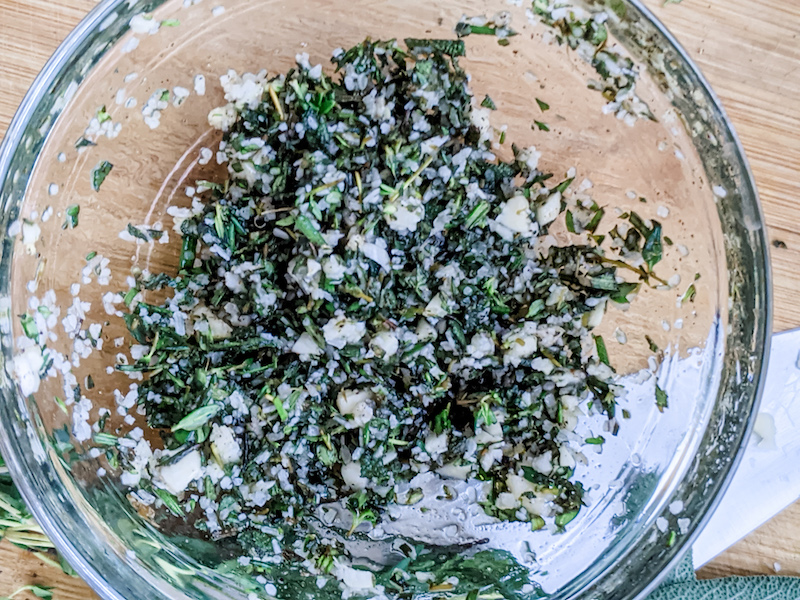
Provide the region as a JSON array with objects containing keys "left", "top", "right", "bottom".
[{"left": 0, "top": 0, "right": 799, "bottom": 597}]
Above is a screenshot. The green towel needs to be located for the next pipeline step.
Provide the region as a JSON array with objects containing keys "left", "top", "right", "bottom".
[{"left": 650, "top": 552, "right": 800, "bottom": 600}]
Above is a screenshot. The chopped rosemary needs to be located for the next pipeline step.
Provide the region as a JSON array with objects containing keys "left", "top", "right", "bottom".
[
  {"left": 565, "top": 209, "right": 576, "bottom": 233},
  {"left": 103, "top": 34, "right": 677, "bottom": 599}
]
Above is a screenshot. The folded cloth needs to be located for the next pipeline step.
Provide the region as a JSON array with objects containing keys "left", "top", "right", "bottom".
[{"left": 649, "top": 551, "right": 800, "bottom": 600}]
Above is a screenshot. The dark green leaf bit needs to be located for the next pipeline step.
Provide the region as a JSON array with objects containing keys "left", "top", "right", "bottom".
[
  {"left": 455, "top": 13, "right": 519, "bottom": 43},
  {"left": 116, "top": 39, "right": 639, "bottom": 598},
  {"left": 91, "top": 160, "right": 113, "bottom": 191}
]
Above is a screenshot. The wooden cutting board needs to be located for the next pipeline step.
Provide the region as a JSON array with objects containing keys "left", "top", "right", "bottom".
[{"left": 0, "top": 0, "right": 798, "bottom": 597}]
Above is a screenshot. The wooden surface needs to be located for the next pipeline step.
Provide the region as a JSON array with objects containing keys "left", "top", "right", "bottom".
[{"left": 0, "top": 0, "right": 799, "bottom": 597}]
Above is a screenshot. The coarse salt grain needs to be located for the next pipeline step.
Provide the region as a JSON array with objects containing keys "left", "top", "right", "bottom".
[
  {"left": 194, "top": 74, "right": 206, "bottom": 96},
  {"left": 122, "top": 37, "right": 140, "bottom": 54},
  {"left": 656, "top": 517, "right": 668, "bottom": 533}
]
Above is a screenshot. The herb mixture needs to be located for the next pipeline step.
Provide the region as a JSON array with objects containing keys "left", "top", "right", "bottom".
[
  {"left": 8, "top": 2, "right": 686, "bottom": 596},
  {"left": 101, "top": 36, "right": 667, "bottom": 597}
]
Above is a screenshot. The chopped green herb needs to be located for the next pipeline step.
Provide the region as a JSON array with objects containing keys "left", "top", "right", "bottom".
[
  {"left": 610, "top": 282, "right": 640, "bottom": 304},
  {"left": 530, "top": 516, "right": 546, "bottom": 531},
  {"left": 161, "top": 18, "right": 181, "bottom": 26},
  {"left": 666, "top": 529, "right": 677, "bottom": 547},
  {"left": 608, "top": 0, "right": 627, "bottom": 18},
  {"left": 642, "top": 222, "right": 663, "bottom": 270},
  {"left": 555, "top": 509, "right": 579, "bottom": 528},
  {"left": 554, "top": 177, "right": 574, "bottom": 194},
  {"left": 54, "top": 396, "right": 68, "bottom": 415},
  {"left": 533, "top": 120, "right": 550, "bottom": 131},
  {"left": 294, "top": 215, "right": 328, "bottom": 246},
  {"left": 536, "top": 98, "right": 550, "bottom": 112},
  {"left": 127, "top": 223, "right": 149, "bottom": 242},
  {"left": 123, "top": 287, "right": 138, "bottom": 307},
  {"left": 91, "top": 160, "right": 113, "bottom": 191},
  {"left": 465, "top": 201, "right": 491, "bottom": 229},
  {"left": 154, "top": 488, "right": 185, "bottom": 517},
  {"left": 272, "top": 395, "right": 289, "bottom": 421},
  {"left": 85, "top": 251, "right": 97, "bottom": 261},
  {"left": 93, "top": 433, "right": 118, "bottom": 447},
  {"left": 481, "top": 95, "right": 497, "bottom": 110},
  {"left": 455, "top": 23, "right": 497, "bottom": 37},
  {"left": 656, "top": 384, "right": 669, "bottom": 412},
  {"left": 0, "top": 585, "right": 54, "bottom": 600},
  {"left": 63, "top": 204, "right": 80, "bottom": 229},
  {"left": 594, "top": 335, "right": 609, "bottom": 366},
  {"left": 105, "top": 37, "right": 673, "bottom": 594},
  {"left": 74, "top": 136, "right": 96, "bottom": 149},
  {"left": 526, "top": 299, "right": 545, "bottom": 318},
  {"left": 404, "top": 38, "right": 466, "bottom": 57},
  {"left": 681, "top": 284, "right": 697, "bottom": 304},
  {"left": 565, "top": 210, "right": 576, "bottom": 233},
  {"left": 172, "top": 405, "right": 221, "bottom": 432},
  {"left": 585, "top": 436, "right": 605, "bottom": 445},
  {"left": 19, "top": 314, "right": 38, "bottom": 340},
  {"left": 432, "top": 405, "right": 452, "bottom": 435},
  {"left": 589, "top": 22, "right": 608, "bottom": 46},
  {"left": 96, "top": 105, "right": 111, "bottom": 124}
]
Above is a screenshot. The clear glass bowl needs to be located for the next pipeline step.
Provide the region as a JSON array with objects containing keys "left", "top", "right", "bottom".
[{"left": 0, "top": 0, "right": 770, "bottom": 599}]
